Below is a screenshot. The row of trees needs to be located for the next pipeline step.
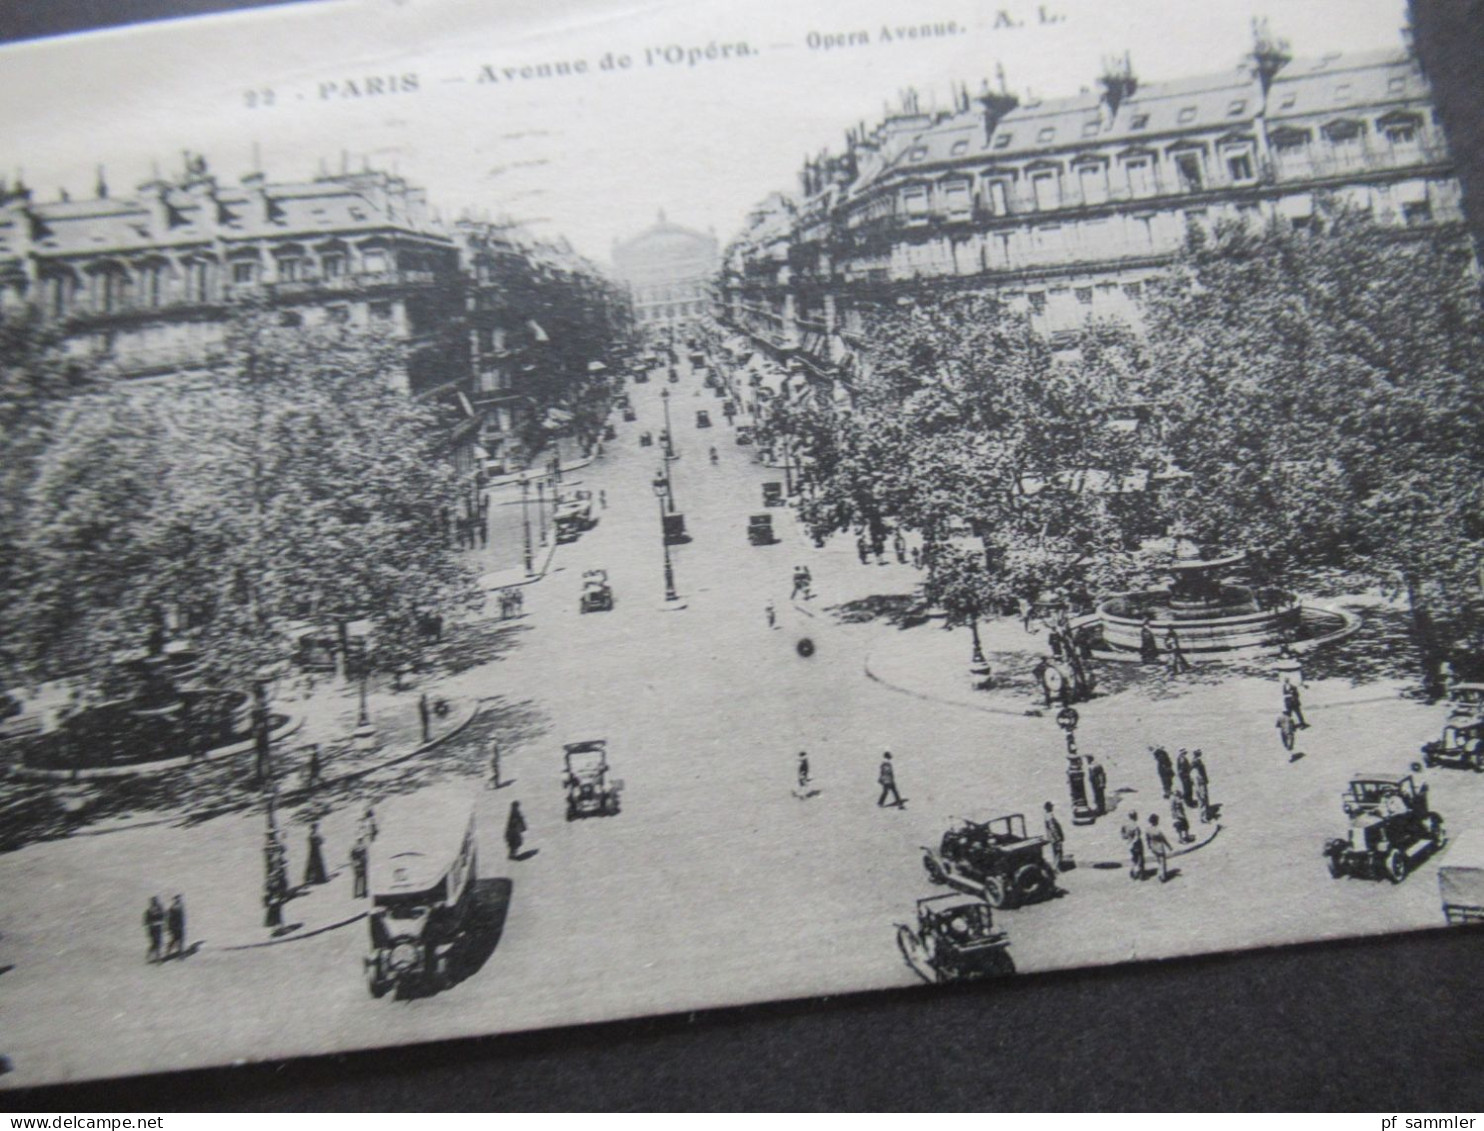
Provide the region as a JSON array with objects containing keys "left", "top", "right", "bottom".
[
  {"left": 770, "top": 209, "right": 1484, "bottom": 682},
  {"left": 1, "top": 305, "right": 483, "bottom": 697}
]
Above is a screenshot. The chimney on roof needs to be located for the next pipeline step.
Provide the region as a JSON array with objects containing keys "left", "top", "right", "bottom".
[
  {"left": 977, "top": 76, "right": 1020, "bottom": 145},
  {"left": 1249, "top": 18, "right": 1291, "bottom": 94},
  {"left": 1098, "top": 52, "right": 1138, "bottom": 117}
]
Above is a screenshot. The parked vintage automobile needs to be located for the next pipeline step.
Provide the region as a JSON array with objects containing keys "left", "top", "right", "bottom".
[
  {"left": 554, "top": 491, "right": 596, "bottom": 543},
  {"left": 1422, "top": 683, "right": 1484, "bottom": 772},
  {"left": 747, "top": 513, "right": 776, "bottom": 546},
  {"left": 622, "top": 407, "right": 637, "bottom": 422},
  {"left": 921, "top": 813, "right": 1058, "bottom": 909},
  {"left": 563, "top": 739, "right": 623, "bottom": 820},
  {"left": 696, "top": 410, "right": 712, "bottom": 429},
  {"left": 762, "top": 481, "right": 785, "bottom": 507},
  {"left": 579, "top": 569, "right": 613, "bottom": 614},
  {"left": 735, "top": 426, "right": 754, "bottom": 446},
  {"left": 895, "top": 893, "right": 1015, "bottom": 983},
  {"left": 639, "top": 430, "right": 654, "bottom": 447},
  {"left": 1324, "top": 771, "right": 1445, "bottom": 883},
  {"left": 365, "top": 788, "right": 478, "bottom": 999}
]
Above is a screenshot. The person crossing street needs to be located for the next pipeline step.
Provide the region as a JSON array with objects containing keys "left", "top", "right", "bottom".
[
  {"left": 876, "top": 752, "right": 903, "bottom": 808},
  {"left": 1043, "top": 801, "right": 1066, "bottom": 871}
]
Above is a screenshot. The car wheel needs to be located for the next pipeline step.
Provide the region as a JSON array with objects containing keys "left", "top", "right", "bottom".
[
  {"left": 1385, "top": 849, "right": 1408, "bottom": 884},
  {"left": 922, "top": 851, "right": 948, "bottom": 885},
  {"left": 1014, "top": 861, "right": 1056, "bottom": 904},
  {"left": 981, "top": 876, "right": 1009, "bottom": 909}
]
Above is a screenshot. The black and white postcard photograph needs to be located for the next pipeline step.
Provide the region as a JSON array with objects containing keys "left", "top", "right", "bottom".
[{"left": 1, "top": 0, "right": 1482, "bottom": 1103}]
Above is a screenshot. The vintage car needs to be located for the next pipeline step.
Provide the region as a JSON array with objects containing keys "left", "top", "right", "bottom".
[
  {"left": 1422, "top": 683, "right": 1484, "bottom": 772},
  {"left": 639, "top": 430, "right": 654, "bottom": 447},
  {"left": 554, "top": 491, "right": 596, "bottom": 543},
  {"left": 747, "top": 514, "right": 777, "bottom": 546},
  {"left": 762, "top": 481, "right": 785, "bottom": 507},
  {"left": 365, "top": 788, "right": 478, "bottom": 999},
  {"left": 633, "top": 370, "right": 650, "bottom": 384},
  {"left": 696, "top": 410, "right": 712, "bottom": 429},
  {"left": 579, "top": 569, "right": 613, "bottom": 614},
  {"left": 921, "top": 813, "right": 1058, "bottom": 909},
  {"left": 1324, "top": 771, "right": 1445, "bottom": 883},
  {"left": 735, "top": 426, "right": 754, "bottom": 446},
  {"left": 564, "top": 739, "right": 623, "bottom": 820},
  {"left": 895, "top": 893, "right": 1015, "bottom": 984},
  {"left": 622, "top": 407, "right": 637, "bottom": 422}
]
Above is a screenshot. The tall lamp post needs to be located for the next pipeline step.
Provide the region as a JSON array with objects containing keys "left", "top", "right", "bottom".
[
  {"left": 520, "top": 472, "right": 534, "bottom": 577},
  {"left": 537, "top": 475, "right": 548, "bottom": 546},
  {"left": 653, "top": 471, "right": 682, "bottom": 607},
  {"left": 660, "top": 387, "right": 676, "bottom": 460}
]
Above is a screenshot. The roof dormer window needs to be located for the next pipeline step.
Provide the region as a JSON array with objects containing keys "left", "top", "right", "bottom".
[
  {"left": 1227, "top": 99, "right": 1246, "bottom": 116},
  {"left": 1082, "top": 119, "right": 1101, "bottom": 138},
  {"left": 993, "top": 132, "right": 1013, "bottom": 150},
  {"left": 951, "top": 139, "right": 969, "bottom": 155},
  {"left": 1278, "top": 93, "right": 1298, "bottom": 110},
  {"left": 1177, "top": 106, "right": 1198, "bottom": 124},
  {"left": 909, "top": 146, "right": 929, "bottom": 162},
  {"left": 1037, "top": 127, "right": 1056, "bottom": 143},
  {"left": 1129, "top": 113, "right": 1149, "bottom": 130}
]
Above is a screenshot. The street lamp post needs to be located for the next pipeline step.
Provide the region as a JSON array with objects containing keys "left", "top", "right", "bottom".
[
  {"left": 1056, "top": 706, "right": 1095, "bottom": 826},
  {"left": 781, "top": 434, "right": 795, "bottom": 496},
  {"left": 658, "top": 462, "right": 675, "bottom": 514},
  {"left": 537, "top": 476, "right": 548, "bottom": 546},
  {"left": 653, "top": 472, "right": 681, "bottom": 607},
  {"left": 661, "top": 387, "right": 675, "bottom": 460},
  {"left": 520, "top": 473, "right": 534, "bottom": 577}
]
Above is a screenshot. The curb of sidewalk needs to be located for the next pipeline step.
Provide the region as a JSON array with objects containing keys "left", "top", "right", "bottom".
[
  {"left": 482, "top": 537, "right": 560, "bottom": 591},
  {"left": 484, "top": 455, "right": 594, "bottom": 490},
  {"left": 862, "top": 650, "right": 1039, "bottom": 719}
]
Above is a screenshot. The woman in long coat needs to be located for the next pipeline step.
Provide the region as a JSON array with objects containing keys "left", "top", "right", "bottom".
[{"left": 304, "top": 821, "right": 328, "bottom": 885}]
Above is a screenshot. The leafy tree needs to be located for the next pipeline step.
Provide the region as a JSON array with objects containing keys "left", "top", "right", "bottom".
[
  {"left": 12, "top": 307, "right": 482, "bottom": 692},
  {"left": 1144, "top": 209, "right": 1484, "bottom": 687},
  {"left": 783, "top": 293, "right": 1158, "bottom": 625}
]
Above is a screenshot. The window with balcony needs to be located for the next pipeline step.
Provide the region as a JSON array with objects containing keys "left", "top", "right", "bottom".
[
  {"left": 183, "top": 260, "right": 212, "bottom": 303},
  {"left": 231, "top": 260, "right": 257, "bottom": 286},
  {"left": 139, "top": 263, "right": 168, "bottom": 307},
  {"left": 321, "top": 253, "right": 345, "bottom": 279},
  {"left": 902, "top": 186, "right": 931, "bottom": 222},
  {"left": 985, "top": 179, "right": 1010, "bottom": 215},
  {"left": 941, "top": 180, "right": 972, "bottom": 218},
  {"left": 1027, "top": 291, "right": 1046, "bottom": 314},
  {"left": 277, "top": 256, "right": 303, "bottom": 282},
  {"left": 1075, "top": 287, "right": 1093, "bottom": 306},
  {"left": 1402, "top": 200, "right": 1433, "bottom": 226},
  {"left": 1174, "top": 152, "right": 1204, "bottom": 191},
  {"left": 1077, "top": 162, "right": 1108, "bottom": 205},
  {"left": 370, "top": 301, "right": 393, "bottom": 320},
  {"left": 1122, "top": 281, "right": 1143, "bottom": 300},
  {"left": 1031, "top": 169, "right": 1061, "bottom": 211},
  {"left": 327, "top": 305, "right": 350, "bottom": 324},
  {"left": 1225, "top": 150, "right": 1255, "bottom": 183},
  {"left": 1124, "top": 157, "right": 1153, "bottom": 197}
]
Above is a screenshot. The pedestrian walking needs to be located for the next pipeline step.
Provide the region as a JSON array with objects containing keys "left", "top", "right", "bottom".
[
  {"left": 893, "top": 530, "right": 908, "bottom": 564},
  {"left": 478, "top": 518, "right": 489, "bottom": 549},
  {"left": 1139, "top": 617, "right": 1160, "bottom": 664},
  {"left": 1176, "top": 748, "right": 1195, "bottom": 806},
  {"left": 1151, "top": 745, "right": 1175, "bottom": 798},
  {"left": 513, "top": 589, "right": 524, "bottom": 616},
  {"left": 1164, "top": 627, "right": 1191, "bottom": 674},
  {"left": 1032, "top": 657, "right": 1054, "bottom": 709},
  {"left": 877, "top": 752, "right": 903, "bottom": 808},
  {"left": 305, "top": 744, "right": 321, "bottom": 790},
  {"left": 165, "top": 894, "right": 186, "bottom": 958},
  {"left": 350, "top": 837, "right": 369, "bottom": 899},
  {"left": 797, "top": 751, "right": 810, "bottom": 791},
  {"left": 599, "top": 489, "right": 607, "bottom": 510},
  {"left": 1043, "top": 801, "right": 1066, "bottom": 871},
  {"left": 765, "top": 599, "right": 777, "bottom": 629},
  {"left": 1276, "top": 710, "right": 1297, "bottom": 754},
  {"left": 1191, "top": 750, "right": 1212, "bottom": 823},
  {"left": 911, "top": 545, "right": 923, "bottom": 570},
  {"left": 1146, "top": 814, "right": 1174, "bottom": 882},
  {"left": 1085, "top": 754, "right": 1108, "bottom": 816},
  {"left": 143, "top": 896, "right": 166, "bottom": 963},
  {"left": 418, "top": 692, "right": 431, "bottom": 744},
  {"left": 505, "top": 800, "right": 528, "bottom": 860},
  {"left": 1170, "top": 791, "right": 1194, "bottom": 844},
  {"left": 1121, "top": 811, "right": 1145, "bottom": 880},
  {"left": 1283, "top": 678, "right": 1308, "bottom": 729},
  {"left": 498, "top": 591, "right": 510, "bottom": 620},
  {"left": 359, "top": 805, "right": 378, "bottom": 843},
  {"left": 304, "top": 821, "right": 328, "bottom": 886},
  {"left": 856, "top": 534, "right": 870, "bottom": 566}
]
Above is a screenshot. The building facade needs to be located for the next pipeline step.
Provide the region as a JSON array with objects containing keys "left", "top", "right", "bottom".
[
  {"left": 721, "top": 31, "right": 1463, "bottom": 376},
  {"left": 612, "top": 211, "right": 719, "bottom": 331}
]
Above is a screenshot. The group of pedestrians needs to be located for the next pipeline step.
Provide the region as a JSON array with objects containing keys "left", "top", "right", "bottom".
[
  {"left": 1138, "top": 617, "right": 1192, "bottom": 674},
  {"left": 142, "top": 894, "right": 188, "bottom": 962},
  {"left": 1145, "top": 744, "right": 1213, "bottom": 866},
  {"left": 1120, "top": 810, "right": 1177, "bottom": 882},
  {"left": 497, "top": 588, "right": 526, "bottom": 620}
]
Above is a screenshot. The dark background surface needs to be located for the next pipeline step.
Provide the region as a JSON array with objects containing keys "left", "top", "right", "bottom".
[{"left": 2, "top": 0, "right": 1483, "bottom": 1111}]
